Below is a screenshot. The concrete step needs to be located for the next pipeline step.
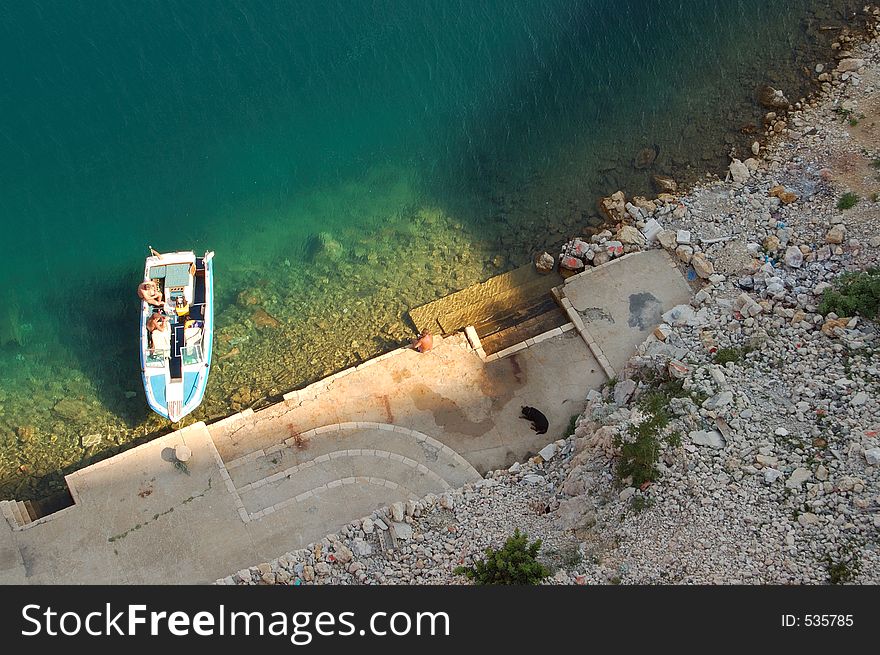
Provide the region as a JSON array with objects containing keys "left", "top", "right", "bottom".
[
  {"left": 226, "top": 424, "right": 480, "bottom": 491},
  {"left": 16, "top": 501, "right": 32, "bottom": 525},
  {"left": 238, "top": 450, "right": 449, "bottom": 515},
  {"left": 253, "top": 478, "right": 421, "bottom": 550},
  {"left": 0, "top": 500, "right": 17, "bottom": 527},
  {"left": 23, "top": 500, "right": 38, "bottom": 521},
  {"left": 7, "top": 500, "right": 25, "bottom": 527}
]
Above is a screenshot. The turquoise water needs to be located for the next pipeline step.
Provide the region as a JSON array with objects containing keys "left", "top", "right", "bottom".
[{"left": 0, "top": 0, "right": 849, "bottom": 498}]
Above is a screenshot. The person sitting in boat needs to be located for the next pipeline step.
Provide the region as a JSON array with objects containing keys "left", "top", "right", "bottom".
[
  {"left": 147, "top": 312, "right": 171, "bottom": 353},
  {"left": 174, "top": 295, "right": 190, "bottom": 320},
  {"left": 138, "top": 281, "right": 163, "bottom": 306}
]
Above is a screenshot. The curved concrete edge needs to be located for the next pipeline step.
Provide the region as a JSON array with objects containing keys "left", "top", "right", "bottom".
[
  {"left": 237, "top": 449, "right": 451, "bottom": 495},
  {"left": 248, "top": 476, "right": 422, "bottom": 522},
  {"left": 280, "top": 422, "right": 481, "bottom": 483}
]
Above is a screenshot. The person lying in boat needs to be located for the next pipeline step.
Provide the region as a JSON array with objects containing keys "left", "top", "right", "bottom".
[
  {"left": 138, "top": 281, "right": 163, "bottom": 306},
  {"left": 147, "top": 312, "right": 171, "bottom": 353},
  {"left": 183, "top": 318, "right": 204, "bottom": 345}
]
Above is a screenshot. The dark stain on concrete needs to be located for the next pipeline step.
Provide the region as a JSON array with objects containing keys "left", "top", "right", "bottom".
[
  {"left": 391, "top": 368, "right": 412, "bottom": 384},
  {"left": 628, "top": 292, "right": 663, "bottom": 330},
  {"left": 381, "top": 395, "right": 394, "bottom": 424},
  {"left": 408, "top": 383, "right": 495, "bottom": 437},
  {"left": 508, "top": 354, "right": 524, "bottom": 384}
]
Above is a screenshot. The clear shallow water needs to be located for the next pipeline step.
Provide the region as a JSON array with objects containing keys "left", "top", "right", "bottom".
[{"left": 0, "top": 0, "right": 851, "bottom": 498}]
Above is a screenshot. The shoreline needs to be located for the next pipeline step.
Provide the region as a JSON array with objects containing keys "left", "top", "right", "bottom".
[
  {"left": 0, "top": 3, "right": 870, "bottom": 505},
  {"left": 223, "top": 8, "right": 880, "bottom": 585}
]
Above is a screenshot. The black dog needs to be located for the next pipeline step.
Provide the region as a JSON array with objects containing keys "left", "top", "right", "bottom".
[{"left": 520, "top": 406, "right": 549, "bottom": 435}]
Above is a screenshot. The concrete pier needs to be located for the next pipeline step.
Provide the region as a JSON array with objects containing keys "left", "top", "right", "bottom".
[{"left": 0, "top": 250, "right": 691, "bottom": 584}]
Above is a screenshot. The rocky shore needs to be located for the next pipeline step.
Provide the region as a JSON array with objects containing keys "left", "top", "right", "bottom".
[{"left": 222, "top": 12, "right": 880, "bottom": 586}]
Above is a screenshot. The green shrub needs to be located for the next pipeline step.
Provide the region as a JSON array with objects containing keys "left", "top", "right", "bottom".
[
  {"left": 819, "top": 269, "right": 880, "bottom": 319},
  {"left": 612, "top": 382, "right": 684, "bottom": 486},
  {"left": 454, "top": 530, "right": 550, "bottom": 585},
  {"left": 616, "top": 418, "right": 663, "bottom": 486},
  {"left": 825, "top": 548, "right": 862, "bottom": 584},
  {"left": 714, "top": 346, "right": 751, "bottom": 365},
  {"left": 837, "top": 192, "right": 859, "bottom": 210}
]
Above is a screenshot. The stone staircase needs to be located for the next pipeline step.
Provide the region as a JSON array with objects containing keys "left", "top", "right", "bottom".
[
  {"left": 223, "top": 422, "right": 481, "bottom": 521},
  {"left": 0, "top": 499, "right": 37, "bottom": 529}
]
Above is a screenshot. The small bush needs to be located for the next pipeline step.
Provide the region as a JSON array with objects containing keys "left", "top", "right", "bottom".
[
  {"left": 825, "top": 549, "right": 862, "bottom": 584},
  {"left": 630, "top": 495, "right": 653, "bottom": 513},
  {"left": 837, "top": 192, "right": 859, "bottom": 210},
  {"left": 714, "top": 346, "right": 751, "bottom": 365},
  {"left": 613, "top": 381, "right": 684, "bottom": 486},
  {"left": 454, "top": 530, "right": 550, "bottom": 585},
  {"left": 565, "top": 414, "right": 579, "bottom": 437},
  {"left": 615, "top": 416, "right": 664, "bottom": 487},
  {"left": 819, "top": 269, "right": 880, "bottom": 319}
]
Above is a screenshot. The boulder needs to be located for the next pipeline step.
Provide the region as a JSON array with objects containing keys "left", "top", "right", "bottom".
[
  {"left": 616, "top": 225, "right": 646, "bottom": 246},
  {"left": 784, "top": 246, "right": 803, "bottom": 268},
  {"left": 640, "top": 218, "right": 663, "bottom": 243},
  {"left": 651, "top": 175, "right": 677, "bottom": 193},
  {"left": 826, "top": 225, "right": 845, "bottom": 244},
  {"left": 555, "top": 495, "right": 597, "bottom": 533},
  {"left": 702, "top": 390, "right": 733, "bottom": 411},
  {"left": 689, "top": 430, "right": 725, "bottom": 449},
  {"left": 821, "top": 317, "right": 849, "bottom": 336},
  {"left": 390, "top": 522, "right": 413, "bottom": 540},
  {"left": 836, "top": 58, "right": 865, "bottom": 72},
  {"left": 535, "top": 251, "right": 555, "bottom": 274},
  {"left": 390, "top": 501, "right": 405, "bottom": 522},
  {"left": 333, "top": 543, "right": 353, "bottom": 564},
  {"left": 351, "top": 538, "right": 373, "bottom": 557},
  {"left": 728, "top": 159, "right": 750, "bottom": 183},
  {"left": 690, "top": 252, "right": 715, "bottom": 279},
  {"left": 764, "top": 468, "right": 783, "bottom": 484},
  {"left": 537, "top": 443, "right": 558, "bottom": 462},
  {"left": 762, "top": 235, "right": 781, "bottom": 253},
  {"left": 613, "top": 378, "right": 636, "bottom": 405},
  {"left": 657, "top": 229, "right": 678, "bottom": 251},
  {"left": 592, "top": 251, "right": 611, "bottom": 266},
  {"left": 675, "top": 245, "right": 693, "bottom": 264},
  {"left": 757, "top": 84, "right": 790, "bottom": 109},
  {"left": 786, "top": 468, "right": 812, "bottom": 488},
  {"left": 769, "top": 185, "right": 798, "bottom": 204},
  {"left": 559, "top": 255, "right": 585, "bottom": 272},
  {"left": 599, "top": 191, "right": 628, "bottom": 223},
  {"left": 604, "top": 240, "right": 624, "bottom": 257},
  {"left": 174, "top": 445, "right": 192, "bottom": 462}
]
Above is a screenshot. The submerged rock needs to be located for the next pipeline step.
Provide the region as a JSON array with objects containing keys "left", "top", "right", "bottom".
[
  {"left": 251, "top": 308, "right": 281, "bottom": 328},
  {"left": 304, "top": 232, "right": 343, "bottom": 264},
  {"left": 53, "top": 399, "right": 90, "bottom": 422},
  {"left": 633, "top": 144, "right": 660, "bottom": 170}
]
